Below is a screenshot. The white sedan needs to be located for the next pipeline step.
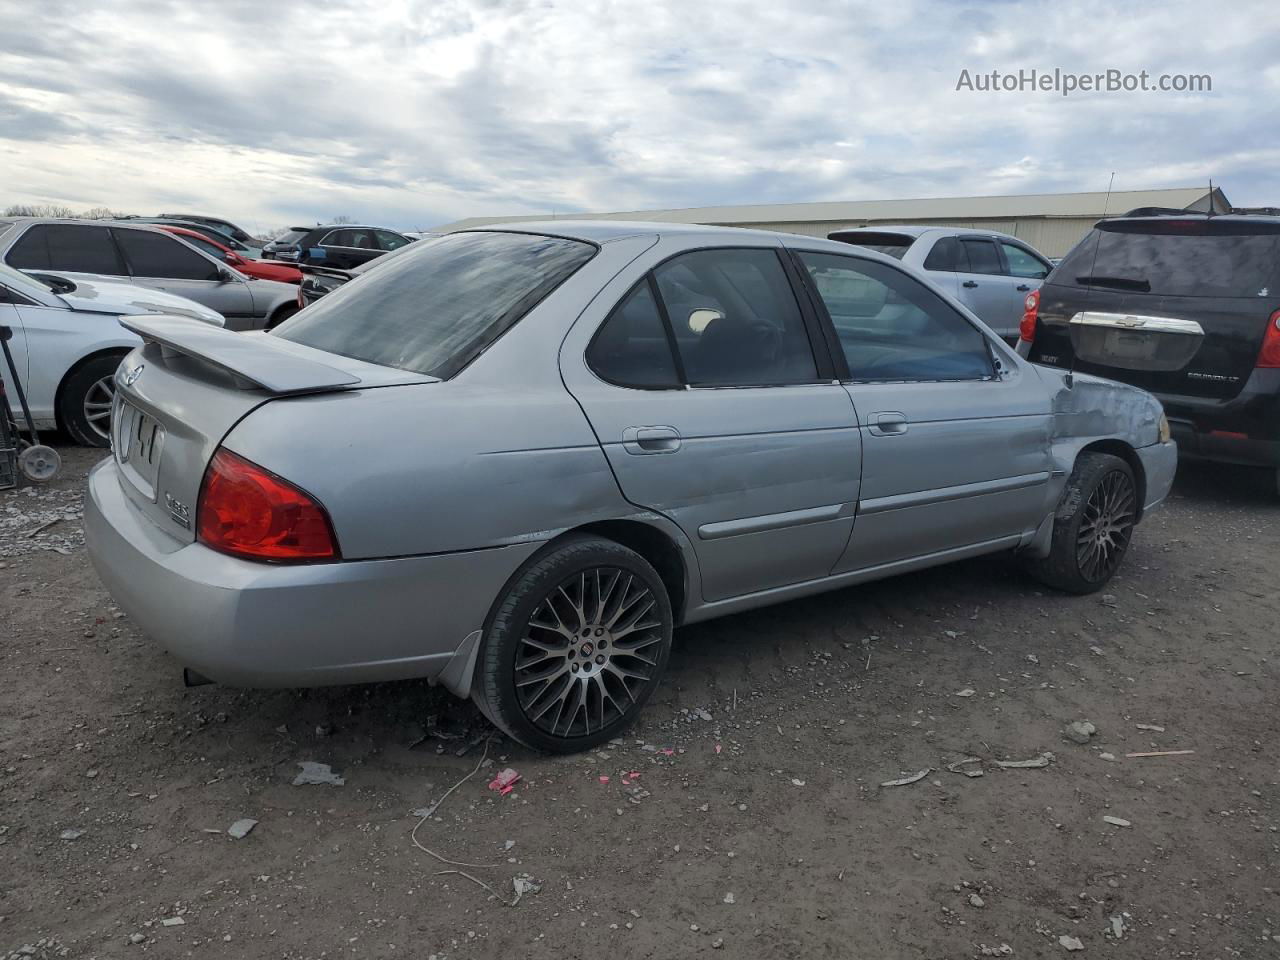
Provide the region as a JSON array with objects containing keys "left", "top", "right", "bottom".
[{"left": 0, "top": 263, "right": 223, "bottom": 446}]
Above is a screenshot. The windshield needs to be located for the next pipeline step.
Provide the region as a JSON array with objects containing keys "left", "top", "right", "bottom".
[
  {"left": 274, "top": 231, "right": 596, "bottom": 378},
  {"left": 273, "top": 229, "right": 310, "bottom": 245},
  {"left": 830, "top": 232, "right": 913, "bottom": 259},
  {"left": 0, "top": 260, "right": 52, "bottom": 293},
  {"left": 1057, "top": 220, "right": 1280, "bottom": 298}
]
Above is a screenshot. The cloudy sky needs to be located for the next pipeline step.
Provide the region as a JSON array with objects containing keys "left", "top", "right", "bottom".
[{"left": 0, "top": 0, "right": 1276, "bottom": 233}]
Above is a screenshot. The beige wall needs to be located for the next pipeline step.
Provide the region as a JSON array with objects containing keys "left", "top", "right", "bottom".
[{"left": 717, "top": 216, "right": 1099, "bottom": 257}]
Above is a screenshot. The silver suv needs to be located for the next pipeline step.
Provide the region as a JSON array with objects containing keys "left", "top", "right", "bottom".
[
  {"left": 0, "top": 218, "right": 299, "bottom": 331},
  {"left": 828, "top": 226, "right": 1053, "bottom": 343}
]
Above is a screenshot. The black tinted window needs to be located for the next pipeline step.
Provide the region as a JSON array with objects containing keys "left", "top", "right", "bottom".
[
  {"left": 116, "top": 229, "right": 220, "bottom": 280},
  {"left": 829, "top": 232, "right": 913, "bottom": 259},
  {"left": 586, "top": 280, "right": 680, "bottom": 389},
  {"left": 7, "top": 224, "right": 124, "bottom": 275},
  {"left": 276, "top": 232, "right": 595, "bottom": 379},
  {"left": 799, "top": 252, "right": 994, "bottom": 381},
  {"left": 375, "top": 230, "right": 411, "bottom": 251},
  {"left": 960, "top": 238, "right": 1002, "bottom": 275},
  {"left": 1058, "top": 221, "right": 1280, "bottom": 298},
  {"left": 652, "top": 248, "right": 816, "bottom": 386},
  {"left": 923, "top": 236, "right": 961, "bottom": 271}
]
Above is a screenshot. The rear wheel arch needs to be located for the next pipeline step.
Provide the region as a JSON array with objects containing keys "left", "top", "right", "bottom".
[
  {"left": 567, "top": 519, "right": 689, "bottom": 622},
  {"left": 1077, "top": 439, "right": 1146, "bottom": 519},
  {"left": 266, "top": 304, "right": 298, "bottom": 329}
]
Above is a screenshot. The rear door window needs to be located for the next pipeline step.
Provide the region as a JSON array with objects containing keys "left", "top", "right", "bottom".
[
  {"left": 652, "top": 248, "right": 818, "bottom": 386},
  {"left": 375, "top": 230, "right": 411, "bottom": 251},
  {"left": 798, "top": 251, "right": 994, "bottom": 382},
  {"left": 7, "top": 224, "right": 125, "bottom": 275},
  {"left": 999, "top": 241, "right": 1050, "bottom": 279},
  {"left": 1057, "top": 220, "right": 1280, "bottom": 298},
  {"left": 922, "top": 236, "right": 962, "bottom": 271},
  {"left": 116, "top": 229, "right": 220, "bottom": 280},
  {"left": 960, "top": 238, "right": 1002, "bottom": 275},
  {"left": 586, "top": 280, "right": 681, "bottom": 389},
  {"left": 276, "top": 231, "right": 596, "bottom": 379}
]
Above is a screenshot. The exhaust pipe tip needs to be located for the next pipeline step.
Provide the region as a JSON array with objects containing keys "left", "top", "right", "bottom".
[{"left": 183, "top": 667, "right": 214, "bottom": 688}]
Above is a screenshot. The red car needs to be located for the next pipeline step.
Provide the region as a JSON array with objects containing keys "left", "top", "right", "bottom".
[{"left": 157, "top": 226, "right": 303, "bottom": 284}]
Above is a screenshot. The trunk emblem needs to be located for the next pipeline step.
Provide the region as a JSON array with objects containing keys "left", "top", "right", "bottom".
[
  {"left": 123, "top": 363, "right": 145, "bottom": 386},
  {"left": 165, "top": 493, "right": 191, "bottom": 529}
]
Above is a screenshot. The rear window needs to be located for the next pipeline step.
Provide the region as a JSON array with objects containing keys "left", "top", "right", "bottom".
[
  {"left": 828, "top": 232, "right": 913, "bottom": 259},
  {"left": 274, "top": 229, "right": 310, "bottom": 244},
  {"left": 274, "top": 231, "right": 596, "bottom": 378},
  {"left": 1056, "top": 220, "right": 1280, "bottom": 298}
]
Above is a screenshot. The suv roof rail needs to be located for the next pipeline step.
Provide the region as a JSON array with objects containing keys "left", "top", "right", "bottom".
[{"left": 1118, "top": 206, "right": 1206, "bottom": 218}]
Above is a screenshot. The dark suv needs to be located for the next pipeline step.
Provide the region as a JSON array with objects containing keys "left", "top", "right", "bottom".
[{"left": 1022, "top": 215, "right": 1280, "bottom": 491}]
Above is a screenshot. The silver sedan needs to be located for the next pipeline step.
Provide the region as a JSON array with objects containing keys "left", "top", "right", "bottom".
[{"left": 84, "top": 222, "right": 1176, "bottom": 753}]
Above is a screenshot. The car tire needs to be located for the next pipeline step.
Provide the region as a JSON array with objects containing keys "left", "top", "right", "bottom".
[
  {"left": 266, "top": 306, "right": 298, "bottom": 329},
  {"left": 58, "top": 353, "right": 126, "bottom": 448},
  {"left": 475, "top": 536, "right": 673, "bottom": 754},
  {"left": 1025, "top": 452, "right": 1137, "bottom": 594}
]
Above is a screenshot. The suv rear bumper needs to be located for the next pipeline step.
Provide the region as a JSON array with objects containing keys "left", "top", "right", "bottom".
[{"left": 1159, "top": 368, "right": 1280, "bottom": 468}]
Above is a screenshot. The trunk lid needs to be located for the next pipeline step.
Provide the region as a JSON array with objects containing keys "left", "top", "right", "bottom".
[
  {"left": 110, "top": 315, "right": 435, "bottom": 541},
  {"left": 1030, "top": 217, "right": 1280, "bottom": 401}
]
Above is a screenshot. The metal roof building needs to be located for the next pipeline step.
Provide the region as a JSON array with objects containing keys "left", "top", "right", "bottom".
[{"left": 435, "top": 186, "right": 1230, "bottom": 258}]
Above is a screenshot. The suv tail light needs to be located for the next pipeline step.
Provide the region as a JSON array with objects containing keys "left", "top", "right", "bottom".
[
  {"left": 1256, "top": 309, "right": 1280, "bottom": 368},
  {"left": 197, "top": 449, "right": 340, "bottom": 562},
  {"left": 1019, "top": 289, "right": 1040, "bottom": 343}
]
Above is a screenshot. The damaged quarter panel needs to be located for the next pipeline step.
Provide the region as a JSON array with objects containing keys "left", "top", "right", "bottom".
[{"left": 1037, "top": 365, "right": 1167, "bottom": 506}]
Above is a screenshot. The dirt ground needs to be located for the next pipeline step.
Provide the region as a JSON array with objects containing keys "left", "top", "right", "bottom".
[{"left": 1, "top": 446, "right": 1277, "bottom": 960}]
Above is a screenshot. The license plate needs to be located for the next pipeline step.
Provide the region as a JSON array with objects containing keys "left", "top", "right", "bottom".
[{"left": 114, "top": 400, "right": 165, "bottom": 500}]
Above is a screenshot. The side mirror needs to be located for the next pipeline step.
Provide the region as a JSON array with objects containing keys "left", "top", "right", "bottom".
[
  {"left": 688, "top": 308, "right": 723, "bottom": 333},
  {"left": 1069, "top": 312, "right": 1204, "bottom": 372},
  {"left": 217, "top": 267, "right": 236, "bottom": 284}
]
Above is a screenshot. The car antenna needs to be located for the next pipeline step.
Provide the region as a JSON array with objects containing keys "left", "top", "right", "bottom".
[
  {"left": 1068, "top": 171, "right": 1116, "bottom": 389},
  {"left": 1206, "top": 177, "right": 1216, "bottom": 218}
]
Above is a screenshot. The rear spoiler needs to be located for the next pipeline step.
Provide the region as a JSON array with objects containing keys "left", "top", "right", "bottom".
[{"left": 120, "top": 314, "right": 361, "bottom": 394}]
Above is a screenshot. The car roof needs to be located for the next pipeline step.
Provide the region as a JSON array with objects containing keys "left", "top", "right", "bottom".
[
  {"left": 1100, "top": 213, "right": 1280, "bottom": 228},
  {"left": 309, "top": 224, "right": 405, "bottom": 232},
  {"left": 828, "top": 224, "right": 1025, "bottom": 242},
  {"left": 460, "top": 219, "right": 903, "bottom": 260}
]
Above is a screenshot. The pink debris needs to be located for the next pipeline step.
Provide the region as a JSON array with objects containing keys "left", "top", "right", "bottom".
[
  {"left": 487, "top": 768, "right": 522, "bottom": 795},
  {"left": 628, "top": 771, "right": 641, "bottom": 779},
  {"left": 598, "top": 775, "right": 610, "bottom": 784},
  {"left": 714, "top": 743, "right": 722, "bottom": 754},
  {"left": 660, "top": 748, "right": 675, "bottom": 756}
]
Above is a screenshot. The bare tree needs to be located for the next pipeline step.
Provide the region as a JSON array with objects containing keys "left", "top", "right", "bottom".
[
  {"left": 330, "top": 214, "right": 356, "bottom": 224},
  {"left": 4, "top": 202, "right": 76, "bottom": 218},
  {"left": 79, "top": 206, "right": 126, "bottom": 220}
]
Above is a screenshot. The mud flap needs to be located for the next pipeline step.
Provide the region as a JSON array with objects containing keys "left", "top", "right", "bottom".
[
  {"left": 1017, "top": 511, "right": 1056, "bottom": 560},
  {"left": 436, "top": 629, "right": 483, "bottom": 700}
]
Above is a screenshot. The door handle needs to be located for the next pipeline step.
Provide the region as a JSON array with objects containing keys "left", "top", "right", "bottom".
[
  {"left": 1016, "top": 283, "right": 1031, "bottom": 291},
  {"left": 962, "top": 280, "right": 979, "bottom": 288},
  {"left": 868, "top": 412, "right": 909, "bottom": 437},
  {"left": 623, "top": 425, "right": 682, "bottom": 455}
]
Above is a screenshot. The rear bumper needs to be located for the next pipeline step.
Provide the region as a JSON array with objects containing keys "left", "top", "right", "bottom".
[
  {"left": 1136, "top": 439, "right": 1177, "bottom": 513},
  {"left": 84, "top": 458, "right": 541, "bottom": 688}
]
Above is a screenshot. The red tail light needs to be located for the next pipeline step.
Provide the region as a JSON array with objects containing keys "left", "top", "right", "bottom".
[
  {"left": 1019, "top": 289, "right": 1040, "bottom": 343},
  {"left": 1256, "top": 309, "right": 1280, "bottom": 368},
  {"left": 197, "top": 449, "right": 339, "bottom": 562}
]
